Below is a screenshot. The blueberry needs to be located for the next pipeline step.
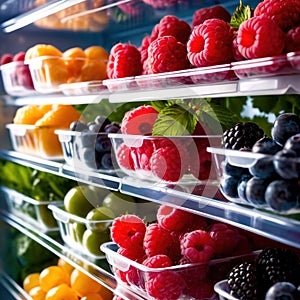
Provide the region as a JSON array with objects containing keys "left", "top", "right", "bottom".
[
  {"left": 95, "top": 135, "right": 111, "bottom": 153},
  {"left": 88, "top": 122, "right": 102, "bottom": 133},
  {"left": 100, "top": 153, "right": 113, "bottom": 169},
  {"left": 245, "top": 177, "right": 269, "bottom": 206},
  {"left": 76, "top": 132, "right": 95, "bottom": 148},
  {"left": 237, "top": 174, "right": 252, "bottom": 201},
  {"left": 271, "top": 113, "right": 300, "bottom": 146},
  {"left": 265, "top": 179, "right": 299, "bottom": 212},
  {"left": 284, "top": 133, "right": 300, "bottom": 155},
  {"left": 223, "top": 159, "right": 249, "bottom": 177},
  {"left": 274, "top": 149, "right": 300, "bottom": 179},
  {"left": 77, "top": 147, "right": 95, "bottom": 164},
  {"left": 104, "top": 122, "right": 120, "bottom": 133},
  {"left": 70, "top": 120, "right": 88, "bottom": 132},
  {"left": 252, "top": 136, "right": 282, "bottom": 154},
  {"left": 94, "top": 115, "right": 110, "bottom": 131},
  {"left": 249, "top": 156, "right": 278, "bottom": 179},
  {"left": 220, "top": 176, "right": 239, "bottom": 198},
  {"left": 265, "top": 282, "right": 300, "bottom": 300}
]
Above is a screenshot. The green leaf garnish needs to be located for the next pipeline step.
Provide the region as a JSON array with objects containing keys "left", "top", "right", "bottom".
[{"left": 230, "top": 0, "right": 253, "bottom": 30}]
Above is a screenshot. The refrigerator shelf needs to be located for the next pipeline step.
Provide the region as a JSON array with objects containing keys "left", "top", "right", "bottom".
[
  {"left": 0, "top": 210, "right": 148, "bottom": 300},
  {"left": 1, "top": 149, "right": 300, "bottom": 250}
]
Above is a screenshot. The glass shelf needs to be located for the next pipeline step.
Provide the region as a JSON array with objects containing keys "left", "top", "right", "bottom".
[
  {"left": 1, "top": 149, "right": 300, "bottom": 250},
  {"left": 0, "top": 209, "right": 148, "bottom": 300}
]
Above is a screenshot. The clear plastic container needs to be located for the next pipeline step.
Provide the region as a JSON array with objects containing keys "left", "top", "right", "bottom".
[
  {"left": 231, "top": 55, "right": 294, "bottom": 79},
  {"left": 287, "top": 51, "right": 300, "bottom": 71},
  {"left": 101, "top": 242, "right": 259, "bottom": 300},
  {"left": 6, "top": 124, "right": 64, "bottom": 160},
  {"left": 55, "top": 129, "right": 116, "bottom": 173},
  {"left": 25, "top": 56, "right": 107, "bottom": 94},
  {"left": 103, "top": 76, "right": 138, "bottom": 93},
  {"left": 48, "top": 204, "right": 113, "bottom": 260},
  {"left": 0, "top": 185, "right": 61, "bottom": 231},
  {"left": 59, "top": 80, "right": 109, "bottom": 96},
  {"left": 214, "top": 280, "right": 238, "bottom": 300},
  {"left": 207, "top": 147, "right": 300, "bottom": 214},
  {"left": 0, "top": 60, "right": 36, "bottom": 96},
  {"left": 109, "top": 134, "right": 222, "bottom": 184}
]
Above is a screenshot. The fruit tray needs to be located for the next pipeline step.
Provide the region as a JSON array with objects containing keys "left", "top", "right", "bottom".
[
  {"left": 101, "top": 242, "right": 259, "bottom": 300},
  {"left": 59, "top": 80, "right": 109, "bottom": 96},
  {"left": 55, "top": 129, "right": 116, "bottom": 173},
  {"left": 0, "top": 60, "right": 36, "bottom": 96},
  {"left": 108, "top": 133, "right": 222, "bottom": 184},
  {"left": 214, "top": 280, "right": 238, "bottom": 300},
  {"left": 6, "top": 124, "right": 64, "bottom": 160},
  {"left": 207, "top": 147, "right": 300, "bottom": 214},
  {"left": 48, "top": 204, "right": 113, "bottom": 260},
  {"left": 103, "top": 64, "right": 237, "bottom": 93},
  {"left": 25, "top": 56, "right": 108, "bottom": 94},
  {"left": 0, "top": 185, "right": 61, "bottom": 231},
  {"left": 287, "top": 51, "right": 300, "bottom": 71},
  {"left": 231, "top": 54, "right": 295, "bottom": 79}
]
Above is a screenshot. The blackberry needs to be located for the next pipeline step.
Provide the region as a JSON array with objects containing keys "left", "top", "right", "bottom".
[
  {"left": 256, "top": 247, "right": 300, "bottom": 293},
  {"left": 222, "top": 122, "right": 265, "bottom": 150},
  {"left": 227, "top": 262, "right": 260, "bottom": 299}
]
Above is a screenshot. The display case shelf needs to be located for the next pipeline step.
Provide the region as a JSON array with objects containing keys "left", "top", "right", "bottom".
[
  {"left": 0, "top": 210, "right": 147, "bottom": 300},
  {"left": 1, "top": 149, "right": 300, "bottom": 250}
]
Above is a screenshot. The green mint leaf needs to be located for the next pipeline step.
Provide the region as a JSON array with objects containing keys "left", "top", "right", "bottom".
[
  {"left": 152, "top": 104, "right": 197, "bottom": 136},
  {"left": 230, "top": 0, "right": 252, "bottom": 29}
]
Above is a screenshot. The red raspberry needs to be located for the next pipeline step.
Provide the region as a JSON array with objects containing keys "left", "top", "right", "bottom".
[
  {"left": 147, "top": 36, "right": 190, "bottom": 74},
  {"left": 13, "top": 52, "right": 26, "bottom": 62},
  {"left": 187, "top": 18, "right": 234, "bottom": 67},
  {"left": 107, "top": 43, "right": 142, "bottom": 79},
  {"left": 285, "top": 26, "right": 300, "bottom": 52},
  {"left": 231, "top": 235, "right": 252, "bottom": 256},
  {"left": 180, "top": 229, "right": 215, "bottom": 263},
  {"left": 151, "top": 15, "right": 191, "bottom": 44},
  {"left": 145, "top": 270, "right": 185, "bottom": 300},
  {"left": 143, "top": 0, "right": 179, "bottom": 8},
  {"left": 236, "top": 16, "right": 285, "bottom": 59},
  {"left": 156, "top": 205, "right": 195, "bottom": 233},
  {"left": 120, "top": 105, "right": 159, "bottom": 135},
  {"left": 208, "top": 223, "right": 240, "bottom": 257},
  {"left": 232, "top": 34, "right": 245, "bottom": 61},
  {"left": 192, "top": 5, "right": 231, "bottom": 27},
  {"left": 150, "top": 142, "right": 189, "bottom": 182},
  {"left": 0, "top": 53, "right": 13, "bottom": 65},
  {"left": 135, "top": 140, "right": 155, "bottom": 171},
  {"left": 139, "top": 35, "right": 156, "bottom": 75},
  {"left": 142, "top": 254, "right": 173, "bottom": 268},
  {"left": 111, "top": 214, "right": 146, "bottom": 249},
  {"left": 254, "top": 0, "right": 300, "bottom": 32},
  {"left": 143, "top": 223, "right": 174, "bottom": 257},
  {"left": 116, "top": 143, "right": 135, "bottom": 170},
  {"left": 118, "top": 245, "right": 146, "bottom": 263}
]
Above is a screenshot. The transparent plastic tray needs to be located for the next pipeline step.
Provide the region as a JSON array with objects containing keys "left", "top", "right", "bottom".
[
  {"left": 6, "top": 124, "right": 64, "bottom": 160},
  {"left": 48, "top": 204, "right": 113, "bottom": 260},
  {"left": 231, "top": 54, "right": 295, "bottom": 79},
  {"left": 0, "top": 185, "right": 61, "bottom": 231},
  {"left": 101, "top": 242, "right": 259, "bottom": 300},
  {"left": 25, "top": 56, "right": 107, "bottom": 94},
  {"left": 0, "top": 60, "right": 36, "bottom": 96},
  {"left": 207, "top": 147, "right": 300, "bottom": 215},
  {"left": 59, "top": 80, "right": 109, "bottom": 96},
  {"left": 287, "top": 51, "right": 300, "bottom": 71},
  {"left": 214, "top": 280, "right": 238, "bottom": 300},
  {"left": 109, "top": 133, "right": 221, "bottom": 184},
  {"left": 55, "top": 129, "right": 116, "bottom": 173}
]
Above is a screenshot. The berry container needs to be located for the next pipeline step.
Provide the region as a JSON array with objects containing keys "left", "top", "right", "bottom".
[
  {"left": 59, "top": 80, "right": 109, "bottom": 96},
  {"left": 55, "top": 129, "right": 116, "bottom": 173},
  {"left": 103, "top": 76, "right": 138, "bottom": 93},
  {"left": 0, "top": 185, "right": 61, "bottom": 232},
  {"left": 0, "top": 60, "right": 36, "bottom": 96},
  {"left": 231, "top": 54, "right": 294, "bottom": 79},
  {"left": 101, "top": 242, "right": 259, "bottom": 300},
  {"left": 6, "top": 124, "right": 64, "bottom": 160},
  {"left": 48, "top": 204, "right": 113, "bottom": 260},
  {"left": 108, "top": 134, "right": 222, "bottom": 184},
  {"left": 214, "top": 280, "right": 238, "bottom": 300},
  {"left": 207, "top": 147, "right": 300, "bottom": 214},
  {"left": 287, "top": 51, "right": 300, "bottom": 72},
  {"left": 25, "top": 56, "right": 108, "bottom": 94}
]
